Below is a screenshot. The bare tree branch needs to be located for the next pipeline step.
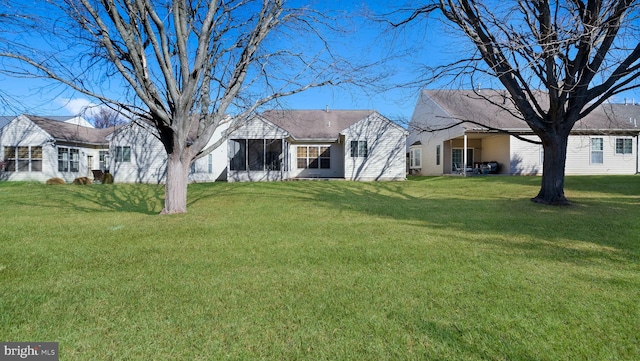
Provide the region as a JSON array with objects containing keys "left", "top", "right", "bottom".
[
  {"left": 1, "top": 0, "right": 348, "bottom": 213},
  {"left": 387, "top": 0, "right": 640, "bottom": 205}
]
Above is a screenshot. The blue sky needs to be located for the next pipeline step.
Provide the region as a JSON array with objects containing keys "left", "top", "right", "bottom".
[
  {"left": 0, "top": 0, "right": 453, "bottom": 122},
  {"left": 1, "top": 0, "right": 639, "bottom": 123}
]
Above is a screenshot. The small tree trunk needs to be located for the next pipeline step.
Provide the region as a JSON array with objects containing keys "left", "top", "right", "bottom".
[
  {"left": 161, "top": 152, "right": 190, "bottom": 214},
  {"left": 532, "top": 133, "right": 570, "bottom": 205}
]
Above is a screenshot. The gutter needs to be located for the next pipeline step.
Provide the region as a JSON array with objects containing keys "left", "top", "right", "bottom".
[
  {"left": 54, "top": 139, "right": 110, "bottom": 147},
  {"left": 289, "top": 137, "right": 338, "bottom": 143}
]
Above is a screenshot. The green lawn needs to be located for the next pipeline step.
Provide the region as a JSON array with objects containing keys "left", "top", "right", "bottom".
[{"left": 1, "top": 176, "right": 639, "bottom": 360}]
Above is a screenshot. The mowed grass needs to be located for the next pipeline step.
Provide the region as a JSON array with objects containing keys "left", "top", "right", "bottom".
[{"left": 1, "top": 176, "right": 639, "bottom": 360}]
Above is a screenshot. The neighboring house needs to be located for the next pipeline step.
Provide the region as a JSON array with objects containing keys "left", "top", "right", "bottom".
[
  {"left": 0, "top": 114, "right": 113, "bottom": 182},
  {"left": 107, "top": 119, "right": 229, "bottom": 183},
  {"left": 408, "top": 90, "right": 640, "bottom": 176},
  {"left": 227, "top": 109, "right": 407, "bottom": 182}
]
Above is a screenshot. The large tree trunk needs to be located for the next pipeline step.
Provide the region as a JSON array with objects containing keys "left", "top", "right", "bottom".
[
  {"left": 532, "top": 133, "right": 570, "bottom": 205},
  {"left": 161, "top": 152, "right": 191, "bottom": 214}
]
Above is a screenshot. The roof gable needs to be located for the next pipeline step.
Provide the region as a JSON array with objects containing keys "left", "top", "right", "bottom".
[
  {"left": 341, "top": 112, "right": 407, "bottom": 136},
  {"left": 2, "top": 115, "right": 51, "bottom": 143},
  {"left": 261, "top": 109, "right": 376, "bottom": 140},
  {"left": 63, "top": 116, "right": 94, "bottom": 128}
]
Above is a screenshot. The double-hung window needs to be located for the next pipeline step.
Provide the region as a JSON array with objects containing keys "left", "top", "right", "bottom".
[
  {"left": 70, "top": 149, "right": 79, "bottom": 172},
  {"left": 590, "top": 138, "right": 603, "bottom": 164},
  {"left": 99, "top": 151, "right": 109, "bottom": 170},
  {"left": 350, "top": 141, "right": 368, "bottom": 158},
  {"left": 115, "top": 146, "right": 131, "bottom": 163},
  {"left": 409, "top": 147, "right": 421, "bottom": 169},
  {"left": 58, "top": 147, "right": 69, "bottom": 172},
  {"left": 615, "top": 138, "right": 633, "bottom": 154},
  {"left": 58, "top": 147, "right": 80, "bottom": 172},
  {"left": 3, "top": 146, "right": 42, "bottom": 172}
]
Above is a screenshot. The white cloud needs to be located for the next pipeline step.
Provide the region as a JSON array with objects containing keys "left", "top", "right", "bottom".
[{"left": 56, "top": 97, "right": 104, "bottom": 117}]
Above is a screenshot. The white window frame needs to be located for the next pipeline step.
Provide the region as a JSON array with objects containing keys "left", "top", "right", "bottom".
[
  {"left": 615, "top": 138, "right": 633, "bottom": 155},
  {"left": 114, "top": 146, "right": 131, "bottom": 163},
  {"left": 452, "top": 148, "right": 474, "bottom": 168},
  {"left": 350, "top": 141, "right": 368, "bottom": 158},
  {"left": 3, "top": 146, "right": 43, "bottom": 172},
  {"left": 58, "top": 147, "right": 69, "bottom": 172},
  {"left": 590, "top": 137, "right": 604, "bottom": 164},
  {"left": 409, "top": 147, "right": 422, "bottom": 169},
  {"left": 297, "top": 145, "right": 330, "bottom": 169}
]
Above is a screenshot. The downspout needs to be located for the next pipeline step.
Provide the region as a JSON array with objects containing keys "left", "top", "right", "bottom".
[{"left": 281, "top": 139, "right": 285, "bottom": 180}]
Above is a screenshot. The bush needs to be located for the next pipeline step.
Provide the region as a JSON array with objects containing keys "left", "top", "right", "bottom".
[
  {"left": 45, "top": 177, "right": 65, "bottom": 185},
  {"left": 102, "top": 172, "right": 114, "bottom": 184},
  {"left": 73, "top": 177, "right": 92, "bottom": 185}
]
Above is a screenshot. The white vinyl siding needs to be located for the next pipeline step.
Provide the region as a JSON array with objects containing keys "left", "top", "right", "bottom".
[
  {"left": 343, "top": 114, "right": 407, "bottom": 181},
  {"left": 510, "top": 134, "right": 637, "bottom": 175},
  {"left": 350, "top": 141, "right": 368, "bottom": 158},
  {"left": 109, "top": 120, "right": 228, "bottom": 184},
  {"left": 109, "top": 123, "right": 170, "bottom": 183}
]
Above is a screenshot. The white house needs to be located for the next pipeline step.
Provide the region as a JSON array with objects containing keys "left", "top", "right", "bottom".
[
  {"left": 2, "top": 110, "right": 408, "bottom": 184},
  {"left": 408, "top": 90, "right": 640, "bottom": 176},
  {"left": 227, "top": 109, "right": 407, "bottom": 182},
  {"left": 106, "top": 119, "right": 229, "bottom": 183},
  {"left": 0, "top": 114, "right": 113, "bottom": 182}
]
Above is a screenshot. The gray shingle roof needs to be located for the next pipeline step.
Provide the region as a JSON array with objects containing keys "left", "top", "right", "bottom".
[
  {"left": 423, "top": 89, "right": 640, "bottom": 132},
  {"left": 261, "top": 109, "right": 377, "bottom": 140},
  {"left": 27, "top": 115, "right": 116, "bottom": 145}
]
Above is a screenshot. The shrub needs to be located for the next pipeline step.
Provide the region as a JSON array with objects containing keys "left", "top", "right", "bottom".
[
  {"left": 45, "top": 177, "right": 65, "bottom": 185},
  {"left": 73, "top": 177, "right": 92, "bottom": 185},
  {"left": 102, "top": 172, "right": 114, "bottom": 184}
]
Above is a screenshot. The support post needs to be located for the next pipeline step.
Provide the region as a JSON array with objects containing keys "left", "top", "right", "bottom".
[{"left": 463, "top": 134, "right": 468, "bottom": 176}]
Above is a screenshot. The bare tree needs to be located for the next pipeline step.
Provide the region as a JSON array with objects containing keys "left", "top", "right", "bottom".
[
  {"left": 1, "top": 0, "right": 343, "bottom": 213},
  {"left": 391, "top": 0, "right": 640, "bottom": 204},
  {"left": 0, "top": 0, "right": 36, "bottom": 113},
  {"left": 89, "top": 107, "right": 126, "bottom": 129}
]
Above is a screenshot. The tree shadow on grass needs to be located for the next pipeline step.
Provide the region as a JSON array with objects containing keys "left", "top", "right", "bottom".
[
  {"left": 564, "top": 175, "right": 640, "bottom": 196},
  {"left": 301, "top": 179, "right": 640, "bottom": 263},
  {"left": 186, "top": 182, "right": 243, "bottom": 207},
  {"left": 471, "top": 174, "right": 640, "bottom": 197},
  {"left": 35, "top": 184, "right": 165, "bottom": 215}
]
